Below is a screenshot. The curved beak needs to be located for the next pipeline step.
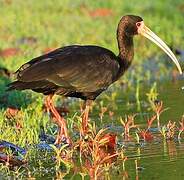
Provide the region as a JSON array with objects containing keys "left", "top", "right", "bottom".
[{"left": 138, "top": 22, "right": 182, "bottom": 74}]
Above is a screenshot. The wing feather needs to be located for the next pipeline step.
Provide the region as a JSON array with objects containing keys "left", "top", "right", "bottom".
[{"left": 16, "top": 45, "right": 119, "bottom": 92}]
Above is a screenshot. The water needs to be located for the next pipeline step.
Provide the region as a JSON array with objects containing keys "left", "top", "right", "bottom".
[
  {"left": 108, "top": 79, "right": 184, "bottom": 179},
  {"left": 116, "top": 139, "right": 184, "bottom": 180}
]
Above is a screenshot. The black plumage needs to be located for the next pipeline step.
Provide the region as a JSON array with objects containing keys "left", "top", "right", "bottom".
[{"left": 8, "top": 45, "right": 121, "bottom": 100}]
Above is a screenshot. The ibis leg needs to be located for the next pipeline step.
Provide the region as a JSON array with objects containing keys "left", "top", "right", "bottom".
[
  {"left": 45, "top": 95, "right": 70, "bottom": 144},
  {"left": 81, "top": 100, "right": 93, "bottom": 136}
]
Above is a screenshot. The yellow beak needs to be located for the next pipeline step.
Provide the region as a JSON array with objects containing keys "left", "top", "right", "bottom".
[{"left": 138, "top": 22, "right": 182, "bottom": 74}]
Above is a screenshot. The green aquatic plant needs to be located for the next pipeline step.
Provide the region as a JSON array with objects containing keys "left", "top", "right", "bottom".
[
  {"left": 146, "top": 82, "right": 159, "bottom": 110},
  {"left": 119, "top": 150, "right": 128, "bottom": 172},
  {"left": 51, "top": 144, "right": 73, "bottom": 179},
  {"left": 146, "top": 85, "right": 166, "bottom": 128},
  {"left": 160, "top": 125, "right": 167, "bottom": 139},
  {"left": 135, "top": 79, "right": 141, "bottom": 111},
  {"left": 135, "top": 132, "right": 140, "bottom": 144}
]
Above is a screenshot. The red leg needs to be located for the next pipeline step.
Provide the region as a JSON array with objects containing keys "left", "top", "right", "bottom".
[
  {"left": 81, "top": 100, "right": 93, "bottom": 136},
  {"left": 45, "top": 95, "right": 71, "bottom": 144}
]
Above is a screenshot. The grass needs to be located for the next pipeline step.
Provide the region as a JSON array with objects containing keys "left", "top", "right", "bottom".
[{"left": 0, "top": 0, "right": 184, "bottom": 179}]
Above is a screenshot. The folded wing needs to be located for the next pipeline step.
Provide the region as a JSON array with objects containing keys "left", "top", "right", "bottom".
[{"left": 15, "top": 45, "right": 119, "bottom": 92}]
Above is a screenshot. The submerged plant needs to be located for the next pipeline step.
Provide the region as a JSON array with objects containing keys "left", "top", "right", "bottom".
[
  {"left": 160, "top": 125, "right": 167, "bottom": 139},
  {"left": 119, "top": 150, "right": 128, "bottom": 171},
  {"left": 120, "top": 115, "right": 137, "bottom": 140}
]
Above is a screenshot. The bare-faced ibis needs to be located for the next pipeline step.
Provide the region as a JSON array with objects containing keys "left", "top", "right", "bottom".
[{"left": 7, "top": 15, "right": 182, "bottom": 144}]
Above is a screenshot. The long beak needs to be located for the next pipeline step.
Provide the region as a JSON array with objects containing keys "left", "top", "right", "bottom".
[{"left": 138, "top": 22, "right": 182, "bottom": 74}]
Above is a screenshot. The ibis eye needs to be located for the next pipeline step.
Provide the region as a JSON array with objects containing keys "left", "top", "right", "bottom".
[{"left": 136, "top": 22, "right": 141, "bottom": 27}]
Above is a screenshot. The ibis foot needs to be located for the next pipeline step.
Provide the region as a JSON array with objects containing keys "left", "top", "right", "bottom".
[
  {"left": 80, "top": 100, "right": 93, "bottom": 136},
  {"left": 45, "top": 95, "right": 71, "bottom": 144}
]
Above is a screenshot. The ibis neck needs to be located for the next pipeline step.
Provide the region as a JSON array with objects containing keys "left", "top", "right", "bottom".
[{"left": 117, "top": 27, "right": 134, "bottom": 72}]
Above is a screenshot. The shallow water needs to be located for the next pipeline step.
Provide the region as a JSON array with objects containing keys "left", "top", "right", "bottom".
[
  {"left": 108, "top": 79, "right": 184, "bottom": 180},
  {"left": 125, "top": 142, "right": 184, "bottom": 180},
  {"left": 156, "top": 80, "right": 184, "bottom": 122}
]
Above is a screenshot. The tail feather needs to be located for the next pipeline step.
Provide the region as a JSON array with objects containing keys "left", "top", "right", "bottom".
[
  {"left": 6, "top": 80, "right": 58, "bottom": 95},
  {"left": 7, "top": 81, "right": 31, "bottom": 91}
]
